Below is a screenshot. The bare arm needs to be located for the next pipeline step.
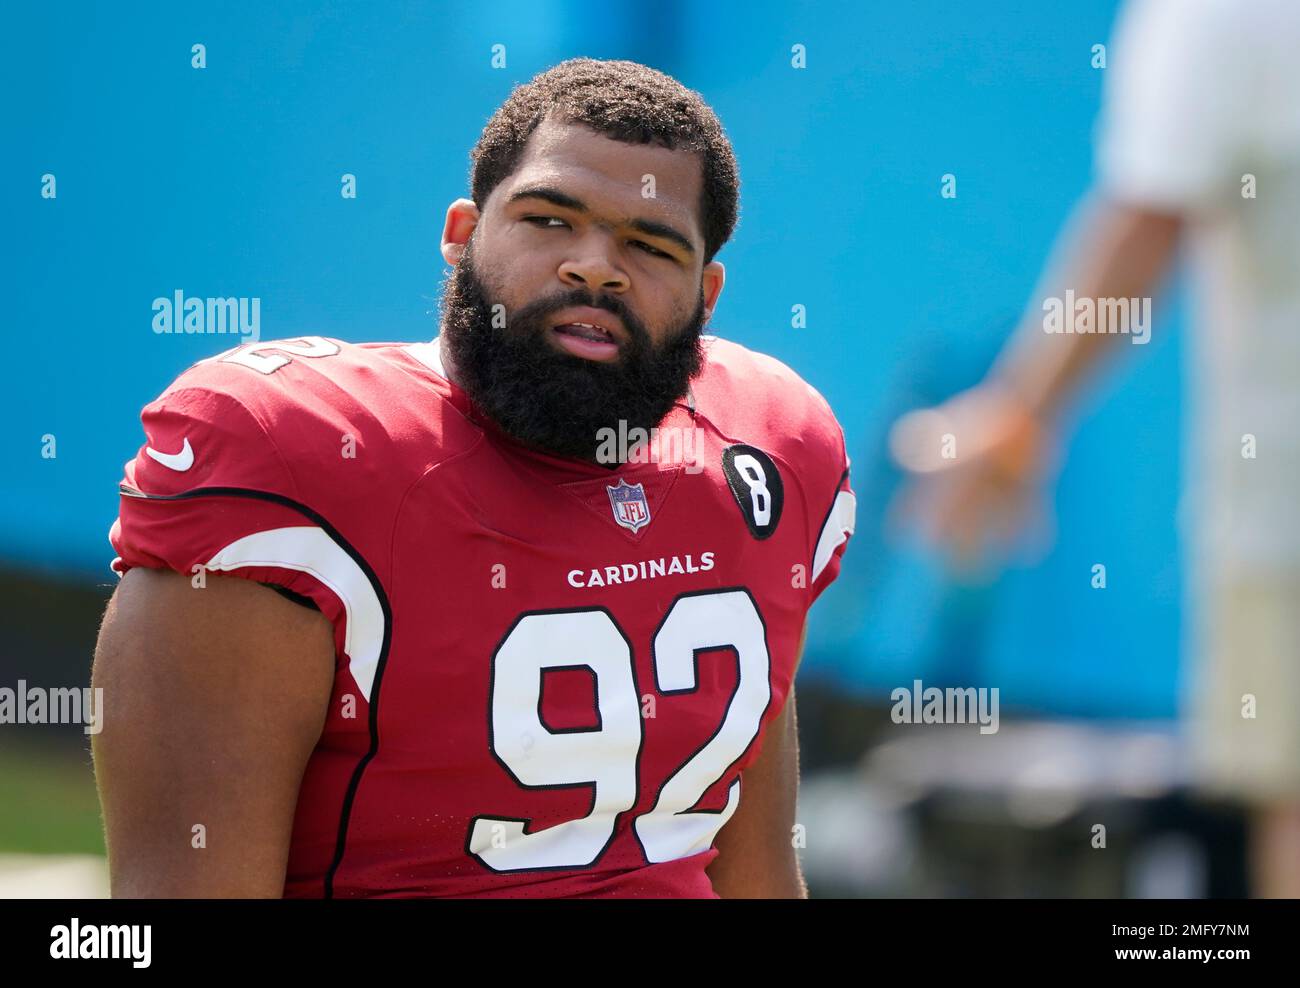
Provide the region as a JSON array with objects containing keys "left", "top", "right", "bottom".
[
  {"left": 890, "top": 197, "right": 1185, "bottom": 568},
  {"left": 706, "top": 628, "right": 807, "bottom": 899},
  {"left": 990, "top": 196, "right": 1184, "bottom": 421},
  {"left": 92, "top": 567, "right": 335, "bottom": 897}
]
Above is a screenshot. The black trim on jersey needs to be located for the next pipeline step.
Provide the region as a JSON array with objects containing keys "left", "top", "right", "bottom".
[
  {"left": 809, "top": 466, "right": 851, "bottom": 582},
  {"left": 263, "top": 582, "right": 322, "bottom": 613},
  {"left": 537, "top": 664, "right": 602, "bottom": 735},
  {"left": 118, "top": 482, "right": 392, "bottom": 899}
]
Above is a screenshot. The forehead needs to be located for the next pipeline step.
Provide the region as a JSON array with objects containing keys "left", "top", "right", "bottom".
[{"left": 496, "top": 117, "right": 703, "bottom": 239}]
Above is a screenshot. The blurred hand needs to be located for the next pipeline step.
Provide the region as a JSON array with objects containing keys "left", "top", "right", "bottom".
[{"left": 887, "top": 384, "right": 1060, "bottom": 577}]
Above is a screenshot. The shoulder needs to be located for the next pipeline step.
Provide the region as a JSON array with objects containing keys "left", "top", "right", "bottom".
[
  {"left": 691, "top": 334, "right": 847, "bottom": 470},
  {"left": 125, "top": 336, "right": 477, "bottom": 496},
  {"left": 691, "top": 335, "right": 855, "bottom": 599},
  {"left": 152, "top": 336, "right": 447, "bottom": 429}
]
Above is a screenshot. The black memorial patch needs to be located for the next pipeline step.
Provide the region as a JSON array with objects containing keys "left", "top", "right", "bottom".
[{"left": 721, "top": 444, "right": 784, "bottom": 540}]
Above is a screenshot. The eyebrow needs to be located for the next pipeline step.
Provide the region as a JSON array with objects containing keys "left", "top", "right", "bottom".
[{"left": 506, "top": 184, "right": 697, "bottom": 258}]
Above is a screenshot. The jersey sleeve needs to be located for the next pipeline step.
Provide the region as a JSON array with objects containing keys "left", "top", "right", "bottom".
[
  {"left": 807, "top": 421, "right": 856, "bottom": 606},
  {"left": 108, "top": 378, "right": 367, "bottom": 683},
  {"left": 1094, "top": 0, "right": 1251, "bottom": 210}
]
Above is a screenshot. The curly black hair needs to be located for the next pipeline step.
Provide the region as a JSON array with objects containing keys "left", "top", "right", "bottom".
[{"left": 470, "top": 58, "right": 740, "bottom": 265}]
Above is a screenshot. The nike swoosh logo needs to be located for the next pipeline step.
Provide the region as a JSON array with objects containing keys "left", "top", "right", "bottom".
[{"left": 145, "top": 437, "right": 195, "bottom": 471}]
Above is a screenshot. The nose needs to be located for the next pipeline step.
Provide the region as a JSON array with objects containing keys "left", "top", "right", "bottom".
[{"left": 557, "top": 232, "right": 629, "bottom": 294}]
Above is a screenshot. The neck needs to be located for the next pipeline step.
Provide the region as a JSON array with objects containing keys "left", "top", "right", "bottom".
[{"left": 436, "top": 333, "right": 463, "bottom": 390}]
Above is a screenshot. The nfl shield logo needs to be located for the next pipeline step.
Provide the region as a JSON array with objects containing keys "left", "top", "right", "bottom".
[{"left": 606, "top": 478, "right": 652, "bottom": 533}]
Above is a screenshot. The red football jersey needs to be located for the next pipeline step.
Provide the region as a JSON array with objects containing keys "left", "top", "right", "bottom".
[{"left": 109, "top": 333, "right": 855, "bottom": 898}]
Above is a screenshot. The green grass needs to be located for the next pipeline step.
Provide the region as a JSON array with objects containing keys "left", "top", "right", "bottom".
[{"left": 0, "top": 739, "right": 106, "bottom": 855}]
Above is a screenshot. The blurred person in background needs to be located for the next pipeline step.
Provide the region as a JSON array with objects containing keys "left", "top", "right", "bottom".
[{"left": 890, "top": 0, "right": 1300, "bottom": 897}]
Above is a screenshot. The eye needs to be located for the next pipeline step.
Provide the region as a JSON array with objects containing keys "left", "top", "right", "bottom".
[
  {"left": 524, "top": 215, "right": 568, "bottom": 229},
  {"left": 632, "top": 240, "right": 672, "bottom": 259}
]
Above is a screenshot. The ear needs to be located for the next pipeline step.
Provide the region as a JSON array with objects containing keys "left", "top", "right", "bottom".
[
  {"left": 701, "top": 260, "right": 725, "bottom": 320},
  {"left": 441, "top": 198, "right": 481, "bottom": 265}
]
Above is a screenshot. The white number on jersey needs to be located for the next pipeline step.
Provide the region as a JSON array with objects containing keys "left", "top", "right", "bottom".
[
  {"left": 210, "top": 336, "right": 341, "bottom": 375},
  {"left": 467, "top": 589, "right": 771, "bottom": 872}
]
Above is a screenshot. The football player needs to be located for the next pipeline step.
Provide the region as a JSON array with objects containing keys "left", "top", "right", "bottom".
[{"left": 92, "top": 58, "right": 856, "bottom": 898}]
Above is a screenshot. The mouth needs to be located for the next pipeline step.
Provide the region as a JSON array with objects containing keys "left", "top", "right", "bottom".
[{"left": 548, "top": 307, "right": 627, "bottom": 363}]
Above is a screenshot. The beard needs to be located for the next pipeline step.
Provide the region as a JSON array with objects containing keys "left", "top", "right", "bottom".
[{"left": 438, "top": 238, "right": 706, "bottom": 462}]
